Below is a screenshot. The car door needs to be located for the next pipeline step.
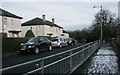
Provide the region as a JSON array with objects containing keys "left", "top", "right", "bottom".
[
  {"left": 37, "top": 38, "right": 45, "bottom": 51},
  {"left": 42, "top": 38, "right": 49, "bottom": 51}
]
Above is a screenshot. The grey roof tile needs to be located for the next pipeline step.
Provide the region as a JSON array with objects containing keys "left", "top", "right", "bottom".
[{"left": 0, "top": 8, "right": 23, "bottom": 19}]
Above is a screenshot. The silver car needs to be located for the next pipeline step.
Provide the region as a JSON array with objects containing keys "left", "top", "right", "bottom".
[{"left": 51, "top": 38, "right": 68, "bottom": 48}]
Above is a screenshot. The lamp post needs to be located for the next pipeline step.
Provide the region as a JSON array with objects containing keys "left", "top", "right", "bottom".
[{"left": 93, "top": 5, "right": 103, "bottom": 44}]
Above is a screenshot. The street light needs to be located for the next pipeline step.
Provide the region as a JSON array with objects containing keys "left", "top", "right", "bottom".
[{"left": 93, "top": 5, "right": 103, "bottom": 44}]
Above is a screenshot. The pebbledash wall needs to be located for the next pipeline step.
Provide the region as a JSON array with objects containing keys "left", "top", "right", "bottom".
[
  {"left": 118, "top": 1, "right": 120, "bottom": 17},
  {"left": 3, "top": 16, "right": 22, "bottom": 37},
  {"left": 21, "top": 25, "right": 63, "bottom": 37},
  {"left": 0, "top": 16, "right": 22, "bottom": 37},
  {"left": 0, "top": 16, "right": 2, "bottom": 32},
  {"left": 0, "top": 8, "right": 23, "bottom": 37}
]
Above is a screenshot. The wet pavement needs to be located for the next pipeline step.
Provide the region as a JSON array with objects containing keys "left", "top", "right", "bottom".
[{"left": 71, "top": 43, "right": 120, "bottom": 75}]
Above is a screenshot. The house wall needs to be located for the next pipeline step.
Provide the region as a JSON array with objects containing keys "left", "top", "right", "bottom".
[
  {"left": 0, "top": 16, "right": 2, "bottom": 32},
  {"left": 118, "top": 1, "right": 120, "bottom": 17},
  {"left": 59, "top": 28, "right": 63, "bottom": 37},
  {"left": 44, "top": 25, "right": 63, "bottom": 37},
  {"left": 1, "top": 16, "right": 21, "bottom": 37},
  {"left": 21, "top": 25, "right": 45, "bottom": 37},
  {"left": 52, "top": 26, "right": 58, "bottom": 37},
  {"left": 21, "top": 24, "right": 65, "bottom": 38},
  {"left": 21, "top": 26, "right": 35, "bottom": 37},
  {"left": 62, "top": 33, "right": 69, "bottom": 38},
  {"left": 51, "top": 27, "right": 63, "bottom": 37},
  {"left": 44, "top": 25, "right": 52, "bottom": 37}
]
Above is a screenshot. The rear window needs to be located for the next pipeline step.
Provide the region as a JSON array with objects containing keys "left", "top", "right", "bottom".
[{"left": 51, "top": 39, "right": 58, "bottom": 42}]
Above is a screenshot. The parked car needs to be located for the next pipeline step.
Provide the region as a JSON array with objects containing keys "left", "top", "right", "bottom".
[
  {"left": 51, "top": 38, "right": 68, "bottom": 48},
  {"left": 65, "top": 38, "right": 77, "bottom": 46},
  {"left": 20, "top": 37, "right": 52, "bottom": 54}
]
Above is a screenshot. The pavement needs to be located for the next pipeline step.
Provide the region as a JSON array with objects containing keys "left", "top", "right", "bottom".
[{"left": 71, "top": 43, "right": 120, "bottom": 75}]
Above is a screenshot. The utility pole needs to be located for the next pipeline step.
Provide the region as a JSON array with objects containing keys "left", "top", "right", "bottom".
[
  {"left": 93, "top": 5, "right": 103, "bottom": 45},
  {"left": 100, "top": 5, "right": 103, "bottom": 44}
]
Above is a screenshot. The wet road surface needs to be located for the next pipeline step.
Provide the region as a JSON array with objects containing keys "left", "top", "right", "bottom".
[
  {"left": 2, "top": 43, "right": 84, "bottom": 74},
  {"left": 71, "top": 43, "right": 120, "bottom": 75}
]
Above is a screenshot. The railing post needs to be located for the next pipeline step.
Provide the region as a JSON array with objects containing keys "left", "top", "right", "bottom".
[
  {"left": 41, "top": 58, "right": 44, "bottom": 75},
  {"left": 70, "top": 50, "right": 72, "bottom": 72}
]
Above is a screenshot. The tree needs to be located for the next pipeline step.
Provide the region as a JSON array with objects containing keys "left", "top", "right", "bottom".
[
  {"left": 25, "top": 30, "right": 35, "bottom": 37},
  {"left": 91, "top": 9, "right": 116, "bottom": 40}
]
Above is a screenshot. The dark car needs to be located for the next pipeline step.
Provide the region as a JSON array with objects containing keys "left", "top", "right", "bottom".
[
  {"left": 65, "top": 38, "right": 77, "bottom": 46},
  {"left": 20, "top": 37, "right": 52, "bottom": 54}
]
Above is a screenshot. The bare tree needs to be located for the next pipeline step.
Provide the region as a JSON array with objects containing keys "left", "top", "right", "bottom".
[{"left": 91, "top": 9, "right": 116, "bottom": 39}]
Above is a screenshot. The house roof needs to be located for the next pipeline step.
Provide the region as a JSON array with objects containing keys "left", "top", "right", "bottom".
[
  {"left": 0, "top": 8, "right": 23, "bottom": 19},
  {"left": 22, "top": 17, "right": 63, "bottom": 28}
]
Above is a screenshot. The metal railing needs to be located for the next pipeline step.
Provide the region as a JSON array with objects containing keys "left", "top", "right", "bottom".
[{"left": 1, "top": 40, "right": 100, "bottom": 75}]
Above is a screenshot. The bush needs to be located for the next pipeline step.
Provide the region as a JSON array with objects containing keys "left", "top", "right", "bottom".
[
  {"left": 0, "top": 33, "right": 7, "bottom": 38},
  {"left": 25, "top": 30, "right": 35, "bottom": 37},
  {"left": 2, "top": 37, "right": 31, "bottom": 55}
]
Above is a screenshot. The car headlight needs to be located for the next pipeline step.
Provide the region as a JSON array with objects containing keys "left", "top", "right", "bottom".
[{"left": 28, "top": 45, "right": 34, "bottom": 48}]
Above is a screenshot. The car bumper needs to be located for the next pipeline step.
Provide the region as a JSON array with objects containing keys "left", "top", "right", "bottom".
[
  {"left": 20, "top": 48, "right": 35, "bottom": 53},
  {"left": 52, "top": 43, "right": 60, "bottom": 47}
]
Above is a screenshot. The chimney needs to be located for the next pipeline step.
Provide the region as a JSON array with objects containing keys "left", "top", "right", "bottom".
[
  {"left": 42, "top": 14, "right": 46, "bottom": 21},
  {"left": 52, "top": 18, "right": 55, "bottom": 24}
]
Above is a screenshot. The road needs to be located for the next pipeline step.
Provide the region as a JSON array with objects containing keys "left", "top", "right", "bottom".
[
  {"left": 2, "top": 43, "right": 83, "bottom": 74},
  {"left": 71, "top": 43, "right": 120, "bottom": 75}
]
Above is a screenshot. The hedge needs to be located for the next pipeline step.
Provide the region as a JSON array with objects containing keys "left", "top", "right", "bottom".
[
  {"left": 2, "top": 36, "right": 51, "bottom": 55},
  {"left": 0, "top": 33, "right": 7, "bottom": 37},
  {"left": 2, "top": 37, "right": 31, "bottom": 55}
]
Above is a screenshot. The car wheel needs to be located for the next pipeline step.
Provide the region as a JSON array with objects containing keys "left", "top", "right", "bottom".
[
  {"left": 34, "top": 47, "right": 39, "bottom": 54},
  {"left": 48, "top": 45, "right": 52, "bottom": 51}
]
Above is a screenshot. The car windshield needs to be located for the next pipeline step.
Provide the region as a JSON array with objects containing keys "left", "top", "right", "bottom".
[
  {"left": 27, "top": 38, "right": 39, "bottom": 43},
  {"left": 51, "top": 39, "right": 58, "bottom": 42}
]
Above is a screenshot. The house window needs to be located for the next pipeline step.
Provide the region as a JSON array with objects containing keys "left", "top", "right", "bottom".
[{"left": 3, "top": 18, "right": 7, "bottom": 25}]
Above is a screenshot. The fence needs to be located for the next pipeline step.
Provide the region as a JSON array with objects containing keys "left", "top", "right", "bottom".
[{"left": 1, "top": 40, "right": 100, "bottom": 75}]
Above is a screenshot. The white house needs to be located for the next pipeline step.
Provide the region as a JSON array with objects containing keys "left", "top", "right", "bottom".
[
  {"left": 118, "top": 1, "right": 120, "bottom": 17},
  {"left": 21, "top": 15, "right": 64, "bottom": 38},
  {"left": 60, "top": 30, "right": 69, "bottom": 38},
  {"left": 0, "top": 8, "right": 23, "bottom": 37}
]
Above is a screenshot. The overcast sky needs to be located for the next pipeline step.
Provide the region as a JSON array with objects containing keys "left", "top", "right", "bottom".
[{"left": 1, "top": 0, "right": 119, "bottom": 31}]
